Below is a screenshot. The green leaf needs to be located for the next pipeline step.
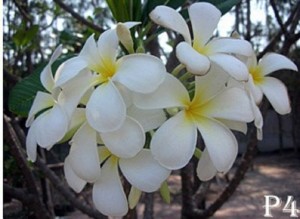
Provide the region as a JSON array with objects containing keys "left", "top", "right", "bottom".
[
  {"left": 8, "top": 55, "right": 74, "bottom": 117},
  {"left": 198, "top": 0, "right": 241, "bottom": 15},
  {"left": 13, "top": 25, "right": 39, "bottom": 47},
  {"left": 159, "top": 181, "right": 171, "bottom": 204}
]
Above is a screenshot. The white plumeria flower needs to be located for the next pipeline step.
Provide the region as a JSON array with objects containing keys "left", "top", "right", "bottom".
[
  {"left": 55, "top": 23, "right": 166, "bottom": 133},
  {"left": 246, "top": 52, "right": 298, "bottom": 115},
  {"left": 64, "top": 146, "right": 170, "bottom": 217},
  {"left": 65, "top": 102, "right": 167, "bottom": 182},
  {"left": 26, "top": 46, "right": 68, "bottom": 162},
  {"left": 150, "top": 2, "right": 252, "bottom": 80},
  {"left": 134, "top": 71, "right": 254, "bottom": 172}
]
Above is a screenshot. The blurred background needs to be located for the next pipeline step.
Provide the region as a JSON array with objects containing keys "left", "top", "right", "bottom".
[{"left": 3, "top": 0, "right": 300, "bottom": 218}]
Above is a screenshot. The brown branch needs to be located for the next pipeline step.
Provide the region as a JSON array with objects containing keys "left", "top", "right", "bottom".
[
  {"left": 53, "top": 0, "right": 105, "bottom": 33},
  {"left": 4, "top": 183, "right": 34, "bottom": 205},
  {"left": 270, "top": 0, "right": 288, "bottom": 37},
  {"left": 3, "top": 114, "right": 52, "bottom": 219},
  {"left": 258, "top": 1, "right": 300, "bottom": 59},
  {"left": 4, "top": 114, "right": 107, "bottom": 219}
]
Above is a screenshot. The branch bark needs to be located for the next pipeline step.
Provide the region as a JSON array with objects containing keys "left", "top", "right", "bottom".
[{"left": 53, "top": 0, "right": 105, "bottom": 33}]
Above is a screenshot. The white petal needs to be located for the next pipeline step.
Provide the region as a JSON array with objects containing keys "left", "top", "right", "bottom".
[
  {"left": 189, "top": 2, "right": 221, "bottom": 46},
  {"left": 26, "top": 122, "right": 38, "bottom": 162},
  {"left": 217, "top": 119, "right": 248, "bottom": 134},
  {"left": 194, "top": 65, "right": 229, "bottom": 104},
  {"left": 196, "top": 117, "right": 238, "bottom": 172},
  {"left": 55, "top": 57, "right": 88, "bottom": 87},
  {"left": 127, "top": 105, "right": 166, "bottom": 132},
  {"left": 176, "top": 42, "right": 211, "bottom": 75},
  {"left": 196, "top": 149, "right": 217, "bottom": 181},
  {"left": 58, "top": 70, "right": 94, "bottom": 118},
  {"left": 64, "top": 156, "right": 87, "bottom": 193},
  {"left": 101, "top": 116, "right": 145, "bottom": 159},
  {"left": 201, "top": 87, "right": 254, "bottom": 122},
  {"left": 40, "top": 45, "right": 62, "bottom": 92},
  {"left": 69, "top": 123, "right": 101, "bottom": 182},
  {"left": 208, "top": 38, "right": 252, "bottom": 56},
  {"left": 150, "top": 5, "right": 191, "bottom": 44},
  {"left": 26, "top": 91, "right": 54, "bottom": 127},
  {"left": 114, "top": 82, "right": 133, "bottom": 107},
  {"left": 133, "top": 73, "right": 188, "bottom": 109},
  {"left": 246, "top": 74, "right": 264, "bottom": 104},
  {"left": 79, "top": 35, "right": 105, "bottom": 71},
  {"left": 97, "top": 29, "right": 118, "bottom": 66},
  {"left": 151, "top": 111, "right": 197, "bottom": 169},
  {"left": 259, "top": 77, "right": 291, "bottom": 115},
  {"left": 86, "top": 80, "right": 126, "bottom": 132},
  {"left": 114, "top": 54, "right": 166, "bottom": 93},
  {"left": 259, "top": 53, "right": 298, "bottom": 76},
  {"left": 35, "top": 104, "right": 68, "bottom": 148},
  {"left": 119, "top": 149, "right": 171, "bottom": 192},
  {"left": 209, "top": 54, "right": 249, "bottom": 81},
  {"left": 92, "top": 158, "right": 128, "bottom": 217}
]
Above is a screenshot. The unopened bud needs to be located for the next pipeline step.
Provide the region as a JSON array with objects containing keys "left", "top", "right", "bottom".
[{"left": 116, "top": 23, "right": 134, "bottom": 53}]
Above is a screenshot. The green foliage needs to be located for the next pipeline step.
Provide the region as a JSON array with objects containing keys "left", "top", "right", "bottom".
[
  {"left": 8, "top": 55, "right": 74, "bottom": 117},
  {"left": 12, "top": 24, "right": 39, "bottom": 47},
  {"left": 160, "top": 180, "right": 171, "bottom": 204},
  {"left": 199, "top": 0, "right": 241, "bottom": 15},
  {"left": 106, "top": 0, "right": 142, "bottom": 22}
]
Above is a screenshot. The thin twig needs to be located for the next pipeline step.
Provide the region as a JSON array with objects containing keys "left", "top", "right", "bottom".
[{"left": 53, "top": 0, "right": 105, "bottom": 33}]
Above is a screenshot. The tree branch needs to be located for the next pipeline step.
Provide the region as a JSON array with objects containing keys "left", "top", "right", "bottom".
[{"left": 53, "top": 0, "right": 105, "bottom": 33}]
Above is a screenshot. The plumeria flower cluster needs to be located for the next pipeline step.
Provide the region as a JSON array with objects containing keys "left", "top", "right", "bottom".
[{"left": 25, "top": 2, "right": 298, "bottom": 217}]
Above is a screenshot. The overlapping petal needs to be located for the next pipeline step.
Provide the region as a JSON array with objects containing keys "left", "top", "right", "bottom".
[
  {"left": 151, "top": 111, "right": 197, "bottom": 169},
  {"left": 189, "top": 2, "right": 221, "bottom": 46},
  {"left": 259, "top": 77, "right": 291, "bottom": 115},
  {"left": 150, "top": 5, "right": 191, "bottom": 44},
  {"left": 93, "top": 158, "right": 128, "bottom": 217},
  {"left": 119, "top": 149, "right": 171, "bottom": 192},
  {"left": 133, "top": 73, "right": 189, "bottom": 109},
  {"left": 218, "top": 119, "right": 248, "bottom": 134},
  {"left": 64, "top": 156, "right": 87, "bottom": 193},
  {"left": 127, "top": 105, "right": 166, "bottom": 132},
  {"left": 209, "top": 53, "right": 249, "bottom": 81},
  {"left": 259, "top": 53, "right": 298, "bottom": 76},
  {"left": 26, "top": 91, "right": 54, "bottom": 127},
  {"left": 246, "top": 74, "right": 264, "bottom": 104},
  {"left": 114, "top": 54, "right": 166, "bottom": 93},
  {"left": 68, "top": 123, "right": 100, "bottom": 182},
  {"left": 176, "top": 42, "right": 210, "bottom": 75},
  {"left": 55, "top": 57, "right": 88, "bottom": 87},
  {"left": 58, "top": 70, "right": 95, "bottom": 118},
  {"left": 196, "top": 149, "right": 217, "bottom": 181},
  {"left": 208, "top": 38, "right": 252, "bottom": 57},
  {"left": 41, "top": 45, "right": 62, "bottom": 92},
  {"left": 35, "top": 104, "right": 68, "bottom": 148},
  {"left": 196, "top": 117, "right": 238, "bottom": 172},
  {"left": 201, "top": 87, "right": 254, "bottom": 122},
  {"left": 86, "top": 80, "right": 126, "bottom": 132},
  {"left": 100, "top": 116, "right": 145, "bottom": 159}
]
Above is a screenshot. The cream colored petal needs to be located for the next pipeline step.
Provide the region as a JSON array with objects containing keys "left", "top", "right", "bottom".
[
  {"left": 150, "top": 111, "right": 197, "bottom": 170},
  {"left": 189, "top": 2, "right": 221, "bottom": 46},
  {"left": 196, "top": 149, "right": 217, "bottom": 181},
  {"left": 150, "top": 5, "right": 191, "bottom": 44},
  {"left": 176, "top": 42, "right": 210, "bottom": 75}
]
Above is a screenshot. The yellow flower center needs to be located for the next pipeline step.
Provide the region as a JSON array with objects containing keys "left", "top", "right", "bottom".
[
  {"left": 183, "top": 97, "right": 204, "bottom": 122},
  {"left": 193, "top": 40, "right": 212, "bottom": 56},
  {"left": 92, "top": 58, "right": 117, "bottom": 84},
  {"left": 249, "top": 66, "right": 264, "bottom": 84}
]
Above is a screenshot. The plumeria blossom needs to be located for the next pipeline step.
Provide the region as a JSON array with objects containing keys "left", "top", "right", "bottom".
[
  {"left": 26, "top": 46, "right": 68, "bottom": 162},
  {"left": 55, "top": 22, "right": 167, "bottom": 134},
  {"left": 150, "top": 2, "right": 252, "bottom": 80},
  {"left": 134, "top": 70, "right": 254, "bottom": 172},
  {"left": 246, "top": 52, "right": 298, "bottom": 114},
  {"left": 64, "top": 102, "right": 166, "bottom": 182},
  {"left": 64, "top": 146, "right": 170, "bottom": 217}
]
